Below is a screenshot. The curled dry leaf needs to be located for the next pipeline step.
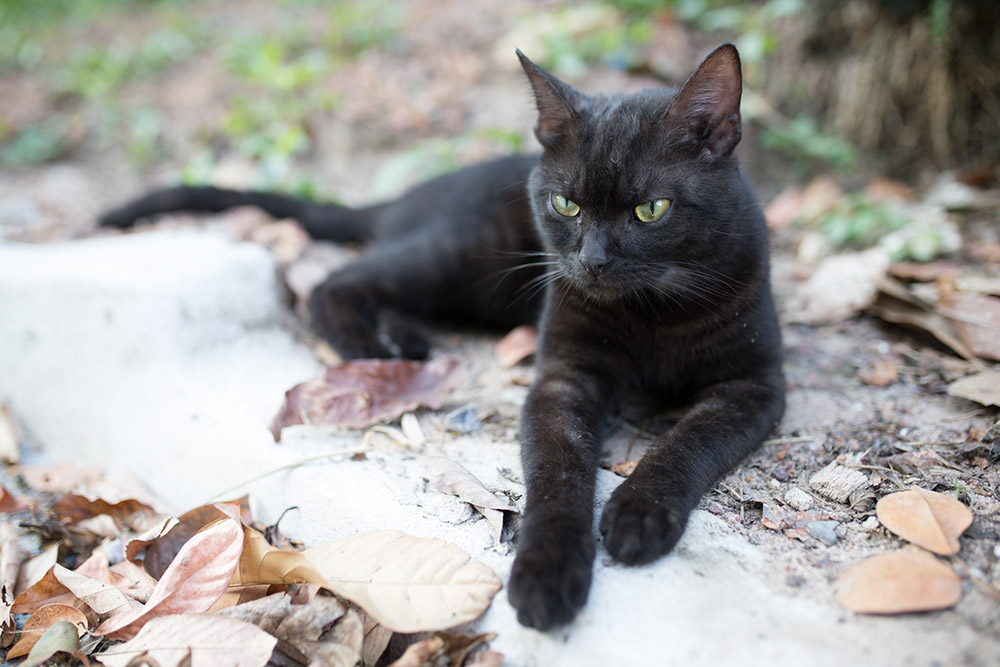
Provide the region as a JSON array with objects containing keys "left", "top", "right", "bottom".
[
  {"left": 233, "top": 524, "right": 327, "bottom": 587},
  {"left": 6, "top": 604, "right": 87, "bottom": 659},
  {"left": 127, "top": 497, "right": 251, "bottom": 579},
  {"left": 96, "top": 507, "right": 245, "bottom": 641},
  {"left": 219, "top": 592, "right": 363, "bottom": 667},
  {"left": 947, "top": 370, "right": 1000, "bottom": 407},
  {"left": 424, "top": 455, "right": 517, "bottom": 543},
  {"left": 270, "top": 358, "right": 465, "bottom": 441},
  {"left": 304, "top": 530, "right": 502, "bottom": 633},
  {"left": 835, "top": 550, "right": 961, "bottom": 614},
  {"left": 876, "top": 487, "right": 973, "bottom": 555},
  {"left": 495, "top": 325, "right": 538, "bottom": 368},
  {"left": 97, "top": 613, "right": 277, "bottom": 667}
]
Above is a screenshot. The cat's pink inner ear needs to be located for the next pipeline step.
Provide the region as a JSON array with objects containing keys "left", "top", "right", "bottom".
[
  {"left": 517, "top": 50, "right": 578, "bottom": 147},
  {"left": 666, "top": 43, "right": 743, "bottom": 156}
]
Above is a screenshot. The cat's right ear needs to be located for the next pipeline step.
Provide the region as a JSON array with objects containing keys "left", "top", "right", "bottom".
[
  {"left": 664, "top": 43, "right": 744, "bottom": 157},
  {"left": 517, "top": 50, "right": 582, "bottom": 147}
]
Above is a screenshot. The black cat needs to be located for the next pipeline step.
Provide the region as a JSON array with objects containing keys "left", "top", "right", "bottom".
[{"left": 100, "top": 45, "right": 785, "bottom": 631}]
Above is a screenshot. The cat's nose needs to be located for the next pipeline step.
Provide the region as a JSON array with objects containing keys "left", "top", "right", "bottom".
[
  {"left": 579, "top": 251, "right": 610, "bottom": 276},
  {"left": 579, "top": 230, "right": 611, "bottom": 277}
]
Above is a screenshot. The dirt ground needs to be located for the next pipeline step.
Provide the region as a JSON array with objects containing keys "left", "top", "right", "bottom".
[{"left": 2, "top": 0, "right": 998, "bottom": 650}]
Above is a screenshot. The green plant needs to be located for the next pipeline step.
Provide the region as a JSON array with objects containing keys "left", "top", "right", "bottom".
[
  {"left": 761, "top": 115, "right": 857, "bottom": 172},
  {"left": 0, "top": 124, "right": 67, "bottom": 167},
  {"left": 813, "top": 192, "right": 907, "bottom": 249}
]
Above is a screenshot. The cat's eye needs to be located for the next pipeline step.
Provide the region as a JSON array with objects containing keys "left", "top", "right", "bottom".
[
  {"left": 551, "top": 193, "right": 581, "bottom": 218},
  {"left": 634, "top": 199, "right": 671, "bottom": 223}
]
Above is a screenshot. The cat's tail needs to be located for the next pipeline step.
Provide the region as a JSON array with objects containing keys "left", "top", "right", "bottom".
[{"left": 98, "top": 185, "right": 378, "bottom": 244}]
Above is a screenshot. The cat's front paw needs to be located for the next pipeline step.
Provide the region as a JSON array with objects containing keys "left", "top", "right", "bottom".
[
  {"left": 599, "top": 485, "right": 691, "bottom": 565},
  {"left": 508, "top": 526, "right": 595, "bottom": 630}
]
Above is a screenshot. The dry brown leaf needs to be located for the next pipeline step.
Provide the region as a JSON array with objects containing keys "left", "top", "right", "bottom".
[
  {"left": 96, "top": 506, "right": 245, "bottom": 641},
  {"left": 888, "top": 261, "right": 960, "bottom": 282},
  {"left": 834, "top": 550, "right": 961, "bottom": 614},
  {"left": 0, "top": 487, "right": 30, "bottom": 514},
  {"left": 389, "top": 632, "right": 495, "bottom": 667},
  {"left": 424, "top": 455, "right": 517, "bottom": 543},
  {"left": 12, "top": 564, "right": 74, "bottom": 616},
  {"left": 270, "top": 358, "right": 465, "bottom": 440},
  {"left": 219, "top": 592, "right": 363, "bottom": 667},
  {"left": 763, "top": 186, "right": 803, "bottom": 229},
  {"left": 788, "top": 247, "right": 890, "bottom": 324},
  {"left": 6, "top": 603, "right": 87, "bottom": 659},
  {"left": 233, "top": 524, "right": 327, "bottom": 587},
  {"left": 876, "top": 487, "right": 973, "bottom": 555},
  {"left": 466, "top": 650, "right": 505, "bottom": 666},
  {"left": 357, "top": 607, "right": 394, "bottom": 667},
  {"left": 389, "top": 636, "right": 444, "bottom": 667},
  {"left": 108, "top": 560, "right": 158, "bottom": 605},
  {"left": 947, "top": 370, "right": 1000, "bottom": 407},
  {"left": 858, "top": 358, "right": 899, "bottom": 387},
  {"left": 940, "top": 291, "right": 1000, "bottom": 360},
  {"left": 53, "top": 564, "right": 138, "bottom": 618},
  {"left": 610, "top": 459, "right": 639, "bottom": 477},
  {"left": 127, "top": 497, "right": 251, "bottom": 579},
  {"left": 0, "top": 404, "right": 18, "bottom": 465},
  {"left": 97, "top": 613, "right": 277, "bottom": 667},
  {"left": 304, "top": 530, "right": 501, "bottom": 633},
  {"left": 868, "top": 277, "right": 976, "bottom": 359},
  {"left": 495, "top": 325, "right": 538, "bottom": 368},
  {"left": 18, "top": 464, "right": 102, "bottom": 494},
  {"left": 53, "top": 493, "right": 161, "bottom": 533}
]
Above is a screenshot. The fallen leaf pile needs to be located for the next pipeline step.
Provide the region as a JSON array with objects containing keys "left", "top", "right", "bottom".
[
  {"left": 0, "top": 466, "right": 503, "bottom": 666},
  {"left": 834, "top": 487, "right": 972, "bottom": 614},
  {"left": 270, "top": 358, "right": 466, "bottom": 440}
]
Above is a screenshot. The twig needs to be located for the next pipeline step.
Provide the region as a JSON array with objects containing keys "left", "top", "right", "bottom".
[
  {"left": 203, "top": 445, "right": 369, "bottom": 504},
  {"left": 950, "top": 557, "right": 1000, "bottom": 602},
  {"left": 843, "top": 464, "right": 898, "bottom": 473},
  {"left": 763, "top": 435, "right": 814, "bottom": 446}
]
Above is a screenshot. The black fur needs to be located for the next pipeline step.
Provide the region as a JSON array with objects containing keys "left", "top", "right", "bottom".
[{"left": 99, "top": 45, "right": 784, "bottom": 631}]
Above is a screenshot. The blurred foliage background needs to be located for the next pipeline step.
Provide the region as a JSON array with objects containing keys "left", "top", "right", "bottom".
[{"left": 0, "top": 0, "right": 997, "bottom": 232}]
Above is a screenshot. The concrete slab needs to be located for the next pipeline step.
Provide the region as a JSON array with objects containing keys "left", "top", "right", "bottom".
[{"left": 1, "top": 229, "right": 996, "bottom": 666}]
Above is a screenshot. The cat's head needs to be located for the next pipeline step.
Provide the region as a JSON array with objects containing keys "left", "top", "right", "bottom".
[{"left": 518, "top": 45, "right": 759, "bottom": 307}]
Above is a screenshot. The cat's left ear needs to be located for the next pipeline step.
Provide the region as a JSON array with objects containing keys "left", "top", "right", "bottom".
[
  {"left": 665, "top": 43, "right": 743, "bottom": 157},
  {"left": 517, "top": 50, "right": 584, "bottom": 147}
]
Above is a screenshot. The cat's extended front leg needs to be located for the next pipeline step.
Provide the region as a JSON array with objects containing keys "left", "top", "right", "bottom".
[
  {"left": 508, "top": 365, "right": 617, "bottom": 630},
  {"left": 600, "top": 372, "right": 785, "bottom": 564}
]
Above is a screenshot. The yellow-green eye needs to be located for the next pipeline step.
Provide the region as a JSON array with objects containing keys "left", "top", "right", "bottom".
[
  {"left": 551, "top": 193, "right": 581, "bottom": 217},
  {"left": 635, "top": 199, "right": 671, "bottom": 223}
]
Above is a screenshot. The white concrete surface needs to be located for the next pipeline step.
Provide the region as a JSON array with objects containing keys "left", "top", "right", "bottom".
[{"left": 1, "top": 228, "right": 996, "bottom": 666}]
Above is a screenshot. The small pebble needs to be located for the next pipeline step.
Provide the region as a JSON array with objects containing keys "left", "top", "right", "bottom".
[
  {"left": 784, "top": 487, "right": 814, "bottom": 511},
  {"left": 862, "top": 516, "right": 880, "bottom": 531},
  {"left": 445, "top": 404, "right": 481, "bottom": 434},
  {"left": 807, "top": 520, "right": 840, "bottom": 545}
]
